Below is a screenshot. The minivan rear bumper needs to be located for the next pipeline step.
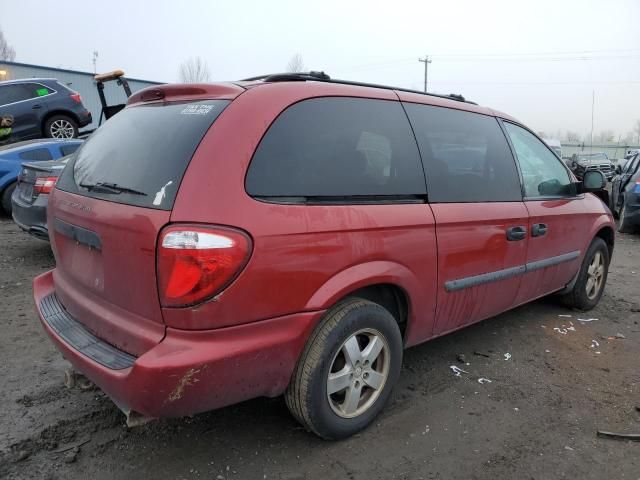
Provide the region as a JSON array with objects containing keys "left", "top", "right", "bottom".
[{"left": 34, "top": 270, "right": 321, "bottom": 418}]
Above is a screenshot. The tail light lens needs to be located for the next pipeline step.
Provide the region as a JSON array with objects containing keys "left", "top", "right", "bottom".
[
  {"left": 157, "top": 225, "right": 252, "bottom": 307},
  {"left": 34, "top": 176, "right": 58, "bottom": 194},
  {"left": 70, "top": 93, "right": 82, "bottom": 103}
]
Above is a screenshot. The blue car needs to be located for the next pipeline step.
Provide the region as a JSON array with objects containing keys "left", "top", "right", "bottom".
[{"left": 0, "top": 139, "right": 83, "bottom": 213}]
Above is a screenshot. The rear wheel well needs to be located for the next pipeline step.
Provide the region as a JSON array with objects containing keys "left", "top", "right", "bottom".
[
  {"left": 344, "top": 284, "right": 409, "bottom": 338},
  {"left": 41, "top": 110, "right": 79, "bottom": 134},
  {"left": 595, "top": 226, "right": 614, "bottom": 258}
]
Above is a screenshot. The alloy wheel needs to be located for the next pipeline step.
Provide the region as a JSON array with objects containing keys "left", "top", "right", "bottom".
[
  {"left": 50, "top": 119, "right": 75, "bottom": 138},
  {"left": 585, "top": 251, "right": 605, "bottom": 300},
  {"left": 327, "top": 328, "right": 390, "bottom": 418}
]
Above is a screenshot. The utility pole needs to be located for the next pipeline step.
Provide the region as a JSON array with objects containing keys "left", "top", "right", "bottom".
[
  {"left": 418, "top": 55, "right": 432, "bottom": 92},
  {"left": 92, "top": 51, "right": 99, "bottom": 74},
  {"left": 590, "top": 89, "right": 595, "bottom": 152}
]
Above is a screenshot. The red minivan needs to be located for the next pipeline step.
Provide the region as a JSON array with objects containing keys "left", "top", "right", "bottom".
[{"left": 33, "top": 72, "right": 614, "bottom": 439}]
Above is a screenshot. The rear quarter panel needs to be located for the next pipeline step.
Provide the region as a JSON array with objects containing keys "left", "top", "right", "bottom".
[{"left": 168, "top": 83, "right": 438, "bottom": 344}]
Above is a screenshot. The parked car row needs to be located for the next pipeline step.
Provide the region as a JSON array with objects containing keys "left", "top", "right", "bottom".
[
  {"left": 25, "top": 72, "right": 617, "bottom": 440},
  {"left": 0, "top": 138, "right": 82, "bottom": 214},
  {"left": 610, "top": 151, "right": 640, "bottom": 233},
  {"left": 568, "top": 152, "right": 615, "bottom": 181},
  {"left": 0, "top": 78, "right": 92, "bottom": 143}
]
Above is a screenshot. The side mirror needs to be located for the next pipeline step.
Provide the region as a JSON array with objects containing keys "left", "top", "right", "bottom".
[
  {"left": 615, "top": 164, "right": 622, "bottom": 175},
  {"left": 581, "top": 170, "right": 606, "bottom": 192}
]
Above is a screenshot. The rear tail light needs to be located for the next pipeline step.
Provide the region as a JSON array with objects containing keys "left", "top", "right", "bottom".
[
  {"left": 157, "top": 225, "right": 252, "bottom": 307},
  {"left": 70, "top": 93, "right": 82, "bottom": 103},
  {"left": 34, "top": 176, "right": 58, "bottom": 194}
]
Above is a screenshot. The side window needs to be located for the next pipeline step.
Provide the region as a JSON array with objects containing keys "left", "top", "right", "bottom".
[
  {"left": 0, "top": 85, "right": 31, "bottom": 104},
  {"left": 245, "top": 97, "right": 426, "bottom": 198},
  {"left": 19, "top": 148, "right": 53, "bottom": 161},
  {"left": 403, "top": 103, "right": 522, "bottom": 202},
  {"left": 60, "top": 144, "right": 80, "bottom": 156},
  {"left": 503, "top": 123, "right": 575, "bottom": 198},
  {"left": 23, "top": 83, "right": 54, "bottom": 99},
  {"left": 0, "top": 85, "right": 9, "bottom": 105}
]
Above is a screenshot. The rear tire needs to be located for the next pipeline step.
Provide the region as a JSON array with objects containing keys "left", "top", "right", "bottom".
[
  {"left": 1, "top": 181, "right": 16, "bottom": 215},
  {"left": 285, "top": 298, "right": 403, "bottom": 440},
  {"left": 618, "top": 202, "right": 634, "bottom": 233},
  {"left": 561, "top": 237, "right": 609, "bottom": 311},
  {"left": 44, "top": 115, "right": 78, "bottom": 139}
]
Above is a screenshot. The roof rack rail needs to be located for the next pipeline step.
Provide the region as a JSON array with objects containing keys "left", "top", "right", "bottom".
[{"left": 240, "top": 71, "right": 476, "bottom": 105}]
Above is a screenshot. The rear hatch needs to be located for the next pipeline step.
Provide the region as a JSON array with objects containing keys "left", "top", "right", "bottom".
[
  {"left": 50, "top": 97, "right": 231, "bottom": 355},
  {"left": 16, "top": 158, "right": 67, "bottom": 205}
]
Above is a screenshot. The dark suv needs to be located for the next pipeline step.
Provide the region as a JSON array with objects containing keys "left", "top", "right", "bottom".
[
  {"left": 33, "top": 73, "right": 614, "bottom": 440},
  {"left": 0, "top": 78, "right": 92, "bottom": 143}
]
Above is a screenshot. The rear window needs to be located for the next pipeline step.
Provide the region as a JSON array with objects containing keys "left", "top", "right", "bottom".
[
  {"left": 19, "top": 148, "right": 53, "bottom": 161},
  {"left": 56, "top": 100, "right": 229, "bottom": 209},
  {"left": 245, "top": 97, "right": 427, "bottom": 200}
]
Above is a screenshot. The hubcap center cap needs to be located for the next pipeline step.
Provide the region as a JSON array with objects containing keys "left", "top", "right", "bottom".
[{"left": 355, "top": 366, "right": 363, "bottom": 377}]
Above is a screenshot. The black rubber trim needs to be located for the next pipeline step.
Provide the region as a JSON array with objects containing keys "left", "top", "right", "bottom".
[
  {"left": 40, "top": 293, "right": 136, "bottom": 370},
  {"left": 525, "top": 250, "right": 581, "bottom": 272},
  {"left": 444, "top": 250, "right": 581, "bottom": 292},
  {"left": 445, "top": 265, "right": 526, "bottom": 292},
  {"left": 54, "top": 218, "right": 101, "bottom": 250}
]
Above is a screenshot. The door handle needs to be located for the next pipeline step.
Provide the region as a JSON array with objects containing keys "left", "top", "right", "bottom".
[
  {"left": 32, "top": 104, "right": 42, "bottom": 109},
  {"left": 506, "top": 226, "right": 527, "bottom": 241},
  {"left": 531, "top": 223, "right": 548, "bottom": 237}
]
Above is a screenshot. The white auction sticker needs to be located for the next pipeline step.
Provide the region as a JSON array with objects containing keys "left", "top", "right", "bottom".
[{"left": 181, "top": 104, "right": 214, "bottom": 115}]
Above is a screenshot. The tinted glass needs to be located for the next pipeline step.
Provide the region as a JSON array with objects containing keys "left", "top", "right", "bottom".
[
  {"left": 56, "top": 100, "right": 229, "bottom": 210},
  {"left": 19, "top": 148, "right": 53, "bottom": 161},
  {"left": 24, "top": 83, "right": 54, "bottom": 98},
  {"left": 403, "top": 103, "right": 522, "bottom": 202},
  {"left": 245, "top": 97, "right": 426, "bottom": 198},
  {"left": 0, "top": 84, "right": 32, "bottom": 104},
  {"left": 504, "top": 122, "right": 574, "bottom": 198},
  {"left": 60, "top": 144, "right": 80, "bottom": 156}
]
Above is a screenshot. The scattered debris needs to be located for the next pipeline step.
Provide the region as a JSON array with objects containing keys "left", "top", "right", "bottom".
[
  {"left": 477, "top": 378, "right": 492, "bottom": 384},
  {"left": 558, "top": 314, "right": 572, "bottom": 318},
  {"left": 15, "top": 450, "right": 30, "bottom": 462},
  {"left": 577, "top": 318, "right": 599, "bottom": 322},
  {"left": 54, "top": 438, "right": 90, "bottom": 453},
  {"left": 422, "top": 425, "right": 430, "bottom": 435},
  {"left": 590, "top": 340, "right": 600, "bottom": 348},
  {"left": 450, "top": 365, "right": 468, "bottom": 377},
  {"left": 564, "top": 446, "right": 574, "bottom": 451},
  {"left": 504, "top": 353, "right": 511, "bottom": 361},
  {"left": 473, "top": 351, "right": 491, "bottom": 358},
  {"left": 615, "top": 333, "right": 626, "bottom": 339},
  {"left": 63, "top": 449, "right": 79, "bottom": 463},
  {"left": 456, "top": 353, "right": 467, "bottom": 364},
  {"left": 596, "top": 430, "right": 640, "bottom": 442},
  {"left": 545, "top": 349, "right": 551, "bottom": 353}
]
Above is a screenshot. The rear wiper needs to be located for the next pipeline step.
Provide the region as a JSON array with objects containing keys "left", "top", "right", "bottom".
[{"left": 79, "top": 182, "right": 147, "bottom": 196}]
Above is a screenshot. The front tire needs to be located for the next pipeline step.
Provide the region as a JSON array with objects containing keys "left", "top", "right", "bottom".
[
  {"left": 285, "top": 298, "right": 403, "bottom": 440},
  {"left": 1, "top": 181, "right": 17, "bottom": 214},
  {"left": 44, "top": 115, "right": 78, "bottom": 139},
  {"left": 561, "top": 237, "right": 609, "bottom": 311}
]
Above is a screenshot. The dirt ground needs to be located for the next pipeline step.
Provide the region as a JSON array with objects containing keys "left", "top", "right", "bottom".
[{"left": 0, "top": 213, "right": 638, "bottom": 480}]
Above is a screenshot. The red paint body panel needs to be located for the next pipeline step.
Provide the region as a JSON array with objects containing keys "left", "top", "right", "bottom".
[
  {"left": 35, "top": 270, "right": 322, "bottom": 417},
  {"left": 47, "top": 189, "right": 169, "bottom": 355},
  {"left": 516, "top": 197, "right": 587, "bottom": 303},
  {"left": 431, "top": 202, "right": 529, "bottom": 335},
  {"left": 33, "top": 79, "right": 617, "bottom": 420}
]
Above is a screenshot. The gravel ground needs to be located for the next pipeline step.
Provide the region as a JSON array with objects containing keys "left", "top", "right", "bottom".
[{"left": 0, "top": 213, "right": 638, "bottom": 480}]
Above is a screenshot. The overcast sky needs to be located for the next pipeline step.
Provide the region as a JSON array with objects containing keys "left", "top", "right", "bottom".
[{"left": 2, "top": 0, "right": 639, "bottom": 139}]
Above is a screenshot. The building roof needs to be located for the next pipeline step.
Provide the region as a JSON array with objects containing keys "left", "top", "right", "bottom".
[{"left": 0, "top": 60, "right": 163, "bottom": 85}]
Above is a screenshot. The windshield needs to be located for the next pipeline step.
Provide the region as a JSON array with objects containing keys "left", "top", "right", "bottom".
[
  {"left": 56, "top": 100, "right": 229, "bottom": 210},
  {"left": 578, "top": 153, "right": 608, "bottom": 162}
]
